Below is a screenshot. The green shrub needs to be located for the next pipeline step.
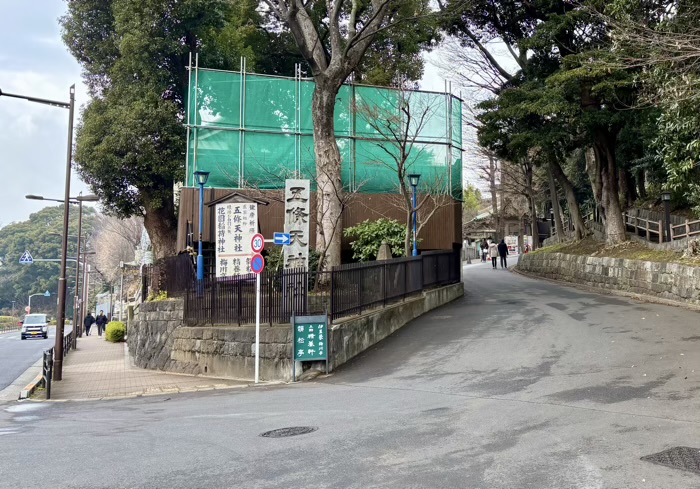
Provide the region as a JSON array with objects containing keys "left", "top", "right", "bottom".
[
  {"left": 147, "top": 290, "right": 168, "bottom": 301},
  {"left": 105, "top": 321, "right": 126, "bottom": 342},
  {"left": 344, "top": 218, "right": 407, "bottom": 262}
]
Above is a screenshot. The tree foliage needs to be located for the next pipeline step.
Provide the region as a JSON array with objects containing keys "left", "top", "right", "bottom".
[
  {"left": 344, "top": 218, "right": 407, "bottom": 262},
  {"left": 61, "top": 0, "right": 285, "bottom": 258},
  {"left": 0, "top": 206, "right": 96, "bottom": 317},
  {"left": 463, "top": 184, "right": 482, "bottom": 219}
]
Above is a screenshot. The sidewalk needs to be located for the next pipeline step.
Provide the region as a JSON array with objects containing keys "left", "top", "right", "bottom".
[{"left": 47, "top": 333, "right": 247, "bottom": 401}]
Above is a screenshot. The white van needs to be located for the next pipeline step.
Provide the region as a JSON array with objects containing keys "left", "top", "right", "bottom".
[{"left": 20, "top": 314, "right": 49, "bottom": 340}]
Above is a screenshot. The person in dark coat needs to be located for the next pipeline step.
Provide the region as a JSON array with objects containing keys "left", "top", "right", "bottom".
[
  {"left": 83, "top": 313, "right": 95, "bottom": 336},
  {"left": 95, "top": 310, "right": 108, "bottom": 336},
  {"left": 497, "top": 239, "right": 509, "bottom": 269}
]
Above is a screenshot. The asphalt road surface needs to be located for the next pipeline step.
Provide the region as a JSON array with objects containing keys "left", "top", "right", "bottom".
[
  {"left": 2, "top": 264, "right": 700, "bottom": 488},
  {"left": 0, "top": 329, "right": 55, "bottom": 392}
]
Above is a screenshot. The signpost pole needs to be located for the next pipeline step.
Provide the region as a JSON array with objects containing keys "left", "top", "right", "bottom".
[
  {"left": 291, "top": 314, "right": 296, "bottom": 382},
  {"left": 255, "top": 271, "right": 261, "bottom": 384}
]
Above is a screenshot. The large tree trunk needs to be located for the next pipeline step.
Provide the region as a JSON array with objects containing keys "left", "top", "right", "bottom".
[
  {"left": 143, "top": 197, "right": 177, "bottom": 260},
  {"left": 530, "top": 195, "right": 538, "bottom": 249},
  {"left": 580, "top": 85, "right": 626, "bottom": 244},
  {"left": 592, "top": 138, "right": 627, "bottom": 244},
  {"left": 585, "top": 148, "right": 605, "bottom": 225},
  {"left": 405, "top": 209, "right": 412, "bottom": 257},
  {"left": 637, "top": 170, "right": 647, "bottom": 199},
  {"left": 488, "top": 155, "right": 500, "bottom": 240},
  {"left": 312, "top": 78, "right": 344, "bottom": 270},
  {"left": 550, "top": 159, "right": 587, "bottom": 240},
  {"left": 547, "top": 161, "right": 565, "bottom": 238},
  {"left": 619, "top": 167, "right": 637, "bottom": 208}
]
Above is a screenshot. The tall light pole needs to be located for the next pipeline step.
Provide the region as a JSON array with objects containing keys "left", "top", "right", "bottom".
[
  {"left": 662, "top": 191, "right": 672, "bottom": 242},
  {"left": 408, "top": 174, "right": 421, "bottom": 256},
  {"left": 28, "top": 194, "right": 98, "bottom": 346},
  {"left": 3, "top": 85, "right": 76, "bottom": 381},
  {"left": 28, "top": 291, "right": 51, "bottom": 313},
  {"left": 193, "top": 171, "right": 210, "bottom": 283}
]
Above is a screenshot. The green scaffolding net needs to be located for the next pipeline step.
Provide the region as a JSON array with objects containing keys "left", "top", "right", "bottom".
[{"left": 186, "top": 68, "right": 462, "bottom": 198}]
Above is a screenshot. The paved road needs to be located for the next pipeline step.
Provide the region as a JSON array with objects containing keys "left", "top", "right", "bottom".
[
  {"left": 2, "top": 264, "right": 700, "bottom": 488},
  {"left": 0, "top": 325, "right": 74, "bottom": 392},
  {"left": 0, "top": 329, "right": 55, "bottom": 392}
]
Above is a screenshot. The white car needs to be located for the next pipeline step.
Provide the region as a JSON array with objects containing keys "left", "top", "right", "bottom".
[{"left": 20, "top": 314, "right": 49, "bottom": 340}]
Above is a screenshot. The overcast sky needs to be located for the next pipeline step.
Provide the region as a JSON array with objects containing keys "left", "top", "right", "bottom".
[
  {"left": 0, "top": 1, "right": 93, "bottom": 229},
  {"left": 0, "top": 2, "right": 478, "bottom": 229}
]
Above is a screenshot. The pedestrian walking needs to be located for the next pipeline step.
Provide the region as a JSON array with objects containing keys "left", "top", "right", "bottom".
[
  {"left": 481, "top": 240, "right": 489, "bottom": 262},
  {"left": 83, "top": 313, "right": 95, "bottom": 336},
  {"left": 95, "top": 310, "right": 108, "bottom": 336},
  {"left": 488, "top": 241, "right": 499, "bottom": 269},
  {"left": 498, "top": 239, "right": 509, "bottom": 269}
]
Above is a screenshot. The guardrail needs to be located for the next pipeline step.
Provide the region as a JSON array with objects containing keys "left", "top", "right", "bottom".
[
  {"left": 0, "top": 323, "right": 20, "bottom": 334},
  {"left": 41, "top": 328, "right": 74, "bottom": 400}
]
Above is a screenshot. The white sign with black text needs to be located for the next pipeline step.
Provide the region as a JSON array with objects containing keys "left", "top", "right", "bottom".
[
  {"left": 215, "top": 202, "right": 258, "bottom": 277},
  {"left": 283, "top": 179, "right": 310, "bottom": 270}
]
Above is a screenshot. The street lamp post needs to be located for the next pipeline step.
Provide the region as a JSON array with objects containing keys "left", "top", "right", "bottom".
[
  {"left": 193, "top": 171, "right": 210, "bottom": 283},
  {"left": 28, "top": 194, "right": 98, "bottom": 347},
  {"left": 3, "top": 85, "right": 76, "bottom": 381},
  {"left": 28, "top": 291, "right": 51, "bottom": 313},
  {"left": 662, "top": 191, "right": 672, "bottom": 242},
  {"left": 408, "top": 174, "right": 421, "bottom": 257}
]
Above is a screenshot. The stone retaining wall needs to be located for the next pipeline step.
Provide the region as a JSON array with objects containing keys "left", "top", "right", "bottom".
[
  {"left": 518, "top": 252, "right": 700, "bottom": 305},
  {"left": 128, "top": 282, "right": 465, "bottom": 382}
]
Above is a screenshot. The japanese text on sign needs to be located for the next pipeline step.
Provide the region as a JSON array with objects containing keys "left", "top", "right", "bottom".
[
  {"left": 293, "top": 322, "right": 327, "bottom": 361},
  {"left": 215, "top": 202, "right": 258, "bottom": 277},
  {"left": 284, "top": 179, "right": 310, "bottom": 270}
]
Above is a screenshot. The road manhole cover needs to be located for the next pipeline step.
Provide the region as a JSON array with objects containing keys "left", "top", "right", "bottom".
[
  {"left": 642, "top": 447, "right": 700, "bottom": 474},
  {"left": 260, "top": 426, "right": 318, "bottom": 438}
]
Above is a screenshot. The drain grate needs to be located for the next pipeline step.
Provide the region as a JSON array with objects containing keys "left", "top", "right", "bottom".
[
  {"left": 641, "top": 447, "right": 700, "bottom": 474},
  {"left": 260, "top": 426, "right": 318, "bottom": 438}
]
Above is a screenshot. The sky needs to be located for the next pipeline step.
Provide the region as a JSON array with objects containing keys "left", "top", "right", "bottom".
[{"left": 0, "top": 1, "right": 91, "bottom": 229}]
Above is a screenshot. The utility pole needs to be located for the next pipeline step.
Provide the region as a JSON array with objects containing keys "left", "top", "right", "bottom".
[{"left": 1, "top": 84, "right": 76, "bottom": 381}]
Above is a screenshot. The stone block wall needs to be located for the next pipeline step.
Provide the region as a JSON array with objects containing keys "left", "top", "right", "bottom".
[
  {"left": 170, "top": 325, "right": 292, "bottom": 381},
  {"left": 518, "top": 252, "right": 700, "bottom": 305},
  {"left": 128, "top": 299, "right": 294, "bottom": 381},
  {"left": 128, "top": 282, "right": 464, "bottom": 382},
  {"left": 128, "top": 300, "right": 183, "bottom": 371}
]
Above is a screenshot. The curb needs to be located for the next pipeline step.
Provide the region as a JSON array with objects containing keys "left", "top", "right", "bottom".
[{"left": 19, "top": 373, "right": 44, "bottom": 400}]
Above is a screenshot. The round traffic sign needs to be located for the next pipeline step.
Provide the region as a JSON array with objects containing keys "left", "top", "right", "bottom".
[
  {"left": 251, "top": 233, "right": 265, "bottom": 253},
  {"left": 251, "top": 253, "right": 265, "bottom": 274}
]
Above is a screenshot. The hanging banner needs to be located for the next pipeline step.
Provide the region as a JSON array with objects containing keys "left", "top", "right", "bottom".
[
  {"left": 284, "top": 179, "right": 310, "bottom": 270},
  {"left": 215, "top": 202, "right": 258, "bottom": 277}
]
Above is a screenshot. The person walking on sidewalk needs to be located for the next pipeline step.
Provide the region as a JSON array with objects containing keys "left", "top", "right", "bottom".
[
  {"left": 83, "top": 313, "right": 95, "bottom": 336},
  {"left": 488, "top": 240, "right": 499, "bottom": 269},
  {"left": 95, "top": 310, "right": 108, "bottom": 336},
  {"left": 498, "top": 239, "right": 509, "bottom": 269}
]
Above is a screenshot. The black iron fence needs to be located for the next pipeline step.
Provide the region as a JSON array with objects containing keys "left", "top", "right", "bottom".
[
  {"left": 142, "top": 254, "right": 196, "bottom": 301},
  {"left": 42, "top": 327, "right": 74, "bottom": 400},
  {"left": 42, "top": 348, "right": 53, "bottom": 399},
  {"left": 182, "top": 249, "right": 460, "bottom": 326}
]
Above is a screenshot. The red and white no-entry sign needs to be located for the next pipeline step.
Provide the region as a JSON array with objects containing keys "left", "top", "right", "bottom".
[{"left": 251, "top": 233, "right": 265, "bottom": 253}]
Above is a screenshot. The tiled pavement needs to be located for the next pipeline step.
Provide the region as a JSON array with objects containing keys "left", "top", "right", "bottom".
[{"left": 48, "top": 333, "right": 247, "bottom": 401}]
